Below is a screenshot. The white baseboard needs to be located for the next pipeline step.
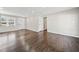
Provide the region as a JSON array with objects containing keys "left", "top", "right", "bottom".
[
  {"left": 48, "top": 31, "right": 79, "bottom": 38},
  {"left": 25, "top": 28, "right": 39, "bottom": 32},
  {"left": 25, "top": 29, "right": 79, "bottom": 38}
]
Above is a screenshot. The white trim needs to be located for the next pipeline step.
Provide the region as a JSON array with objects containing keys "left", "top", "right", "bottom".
[{"left": 48, "top": 31, "right": 79, "bottom": 38}]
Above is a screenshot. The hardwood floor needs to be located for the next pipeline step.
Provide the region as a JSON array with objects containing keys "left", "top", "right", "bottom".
[{"left": 0, "top": 29, "right": 79, "bottom": 52}]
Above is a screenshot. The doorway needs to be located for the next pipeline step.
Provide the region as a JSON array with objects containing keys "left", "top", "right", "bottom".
[
  {"left": 43, "top": 17, "right": 47, "bottom": 31},
  {"left": 43, "top": 17, "right": 49, "bottom": 51}
]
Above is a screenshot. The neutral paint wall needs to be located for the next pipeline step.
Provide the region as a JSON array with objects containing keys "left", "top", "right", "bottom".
[
  {"left": 47, "top": 8, "right": 79, "bottom": 38},
  {"left": 26, "top": 16, "right": 39, "bottom": 32},
  {"left": 15, "top": 17, "right": 26, "bottom": 29},
  {"left": 26, "top": 16, "right": 45, "bottom": 32},
  {"left": 38, "top": 17, "right": 44, "bottom": 31}
]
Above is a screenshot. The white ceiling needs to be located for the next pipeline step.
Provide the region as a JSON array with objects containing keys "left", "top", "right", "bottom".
[{"left": 2, "top": 7, "right": 75, "bottom": 16}]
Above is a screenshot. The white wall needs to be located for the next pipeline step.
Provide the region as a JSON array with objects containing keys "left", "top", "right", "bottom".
[
  {"left": 26, "top": 16, "right": 39, "bottom": 32},
  {"left": 38, "top": 17, "right": 44, "bottom": 31},
  {"left": 47, "top": 8, "right": 79, "bottom": 38},
  {"left": 26, "top": 16, "right": 45, "bottom": 32},
  {"left": 15, "top": 17, "right": 26, "bottom": 29}
]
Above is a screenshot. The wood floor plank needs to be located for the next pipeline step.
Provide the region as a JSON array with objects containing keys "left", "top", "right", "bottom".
[{"left": 0, "top": 29, "right": 79, "bottom": 52}]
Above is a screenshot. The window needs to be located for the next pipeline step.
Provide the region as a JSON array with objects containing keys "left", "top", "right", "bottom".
[{"left": 0, "top": 15, "right": 16, "bottom": 26}]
